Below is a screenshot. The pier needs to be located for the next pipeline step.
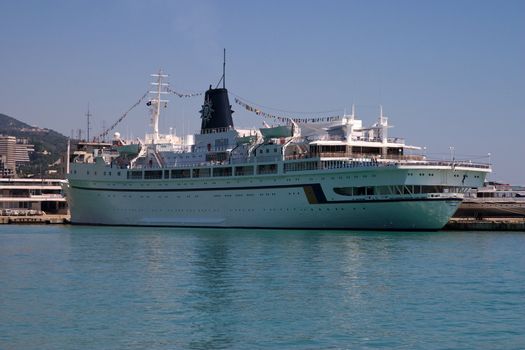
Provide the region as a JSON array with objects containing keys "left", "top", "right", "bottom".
[
  {"left": 445, "top": 218, "right": 525, "bottom": 231},
  {"left": 1, "top": 214, "right": 524, "bottom": 231},
  {"left": 0, "top": 214, "right": 70, "bottom": 225}
]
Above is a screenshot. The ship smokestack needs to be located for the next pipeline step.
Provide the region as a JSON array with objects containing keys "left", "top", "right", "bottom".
[{"left": 200, "top": 86, "right": 234, "bottom": 133}]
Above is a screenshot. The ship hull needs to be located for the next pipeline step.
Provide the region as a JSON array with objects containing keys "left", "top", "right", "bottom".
[
  {"left": 66, "top": 165, "right": 487, "bottom": 230},
  {"left": 67, "top": 187, "right": 460, "bottom": 230}
]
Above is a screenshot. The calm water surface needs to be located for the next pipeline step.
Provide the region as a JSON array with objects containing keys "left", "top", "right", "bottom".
[{"left": 0, "top": 225, "right": 524, "bottom": 349}]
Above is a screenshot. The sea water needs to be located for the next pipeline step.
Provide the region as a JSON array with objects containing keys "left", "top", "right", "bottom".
[{"left": 0, "top": 225, "right": 524, "bottom": 349}]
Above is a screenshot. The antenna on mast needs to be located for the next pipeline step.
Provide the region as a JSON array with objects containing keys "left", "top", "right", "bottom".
[
  {"left": 86, "top": 103, "right": 92, "bottom": 141},
  {"left": 216, "top": 48, "right": 227, "bottom": 89},
  {"left": 101, "top": 120, "right": 107, "bottom": 142}
]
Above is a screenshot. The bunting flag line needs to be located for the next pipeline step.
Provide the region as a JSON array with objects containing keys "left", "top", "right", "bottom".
[
  {"left": 96, "top": 91, "right": 149, "bottom": 140},
  {"left": 233, "top": 97, "right": 342, "bottom": 124},
  {"left": 167, "top": 87, "right": 203, "bottom": 98}
]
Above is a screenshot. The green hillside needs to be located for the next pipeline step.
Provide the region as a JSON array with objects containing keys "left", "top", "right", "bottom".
[{"left": 0, "top": 113, "right": 68, "bottom": 177}]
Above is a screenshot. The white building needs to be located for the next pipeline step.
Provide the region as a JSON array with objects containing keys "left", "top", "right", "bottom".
[
  {"left": 0, "top": 135, "right": 34, "bottom": 176},
  {"left": 0, "top": 178, "right": 67, "bottom": 215}
]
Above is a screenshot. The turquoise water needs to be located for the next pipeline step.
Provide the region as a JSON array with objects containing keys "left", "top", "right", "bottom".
[{"left": 1, "top": 226, "right": 524, "bottom": 349}]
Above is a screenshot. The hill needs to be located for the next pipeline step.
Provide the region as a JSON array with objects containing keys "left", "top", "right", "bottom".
[{"left": 0, "top": 113, "right": 68, "bottom": 177}]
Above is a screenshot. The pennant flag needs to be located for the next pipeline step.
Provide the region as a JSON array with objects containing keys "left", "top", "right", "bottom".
[{"left": 233, "top": 97, "right": 342, "bottom": 124}]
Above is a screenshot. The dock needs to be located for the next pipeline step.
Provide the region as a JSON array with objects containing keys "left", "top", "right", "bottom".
[
  {"left": 445, "top": 218, "right": 525, "bottom": 231},
  {"left": 0, "top": 214, "right": 70, "bottom": 225},
  {"left": 1, "top": 214, "right": 524, "bottom": 231}
]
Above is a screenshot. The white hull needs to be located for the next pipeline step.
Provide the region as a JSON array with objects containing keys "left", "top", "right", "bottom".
[{"left": 66, "top": 164, "right": 486, "bottom": 230}]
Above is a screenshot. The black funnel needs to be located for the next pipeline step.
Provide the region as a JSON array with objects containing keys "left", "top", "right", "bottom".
[{"left": 200, "top": 86, "right": 234, "bottom": 132}]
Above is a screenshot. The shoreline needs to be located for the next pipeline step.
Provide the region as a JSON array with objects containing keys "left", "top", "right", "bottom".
[
  {"left": 444, "top": 217, "right": 525, "bottom": 231},
  {"left": 1, "top": 215, "right": 524, "bottom": 231},
  {"left": 0, "top": 214, "right": 69, "bottom": 225}
]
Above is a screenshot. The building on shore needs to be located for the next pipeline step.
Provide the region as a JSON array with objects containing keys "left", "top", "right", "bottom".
[
  {"left": 0, "top": 134, "right": 68, "bottom": 217},
  {"left": 0, "top": 178, "right": 67, "bottom": 215},
  {"left": 0, "top": 135, "right": 34, "bottom": 177}
]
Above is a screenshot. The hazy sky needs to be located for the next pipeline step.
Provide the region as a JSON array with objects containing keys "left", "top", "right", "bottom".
[{"left": 0, "top": 0, "right": 523, "bottom": 183}]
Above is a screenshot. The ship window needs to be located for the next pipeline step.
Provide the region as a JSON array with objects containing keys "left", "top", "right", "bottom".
[
  {"left": 318, "top": 145, "right": 346, "bottom": 154},
  {"left": 352, "top": 146, "right": 381, "bottom": 155},
  {"left": 421, "top": 185, "right": 442, "bottom": 193},
  {"left": 128, "top": 171, "right": 142, "bottom": 180},
  {"left": 144, "top": 170, "right": 162, "bottom": 180},
  {"left": 334, "top": 187, "right": 353, "bottom": 196},
  {"left": 283, "top": 161, "right": 318, "bottom": 172},
  {"left": 172, "top": 169, "right": 191, "bottom": 178},
  {"left": 206, "top": 152, "right": 228, "bottom": 162},
  {"left": 334, "top": 186, "right": 374, "bottom": 196},
  {"left": 355, "top": 187, "right": 366, "bottom": 196},
  {"left": 164, "top": 170, "right": 169, "bottom": 179},
  {"left": 257, "top": 164, "right": 277, "bottom": 175},
  {"left": 213, "top": 167, "right": 232, "bottom": 177},
  {"left": 333, "top": 186, "right": 375, "bottom": 196},
  {"left": 235, "top": 166, "right": 254, "bottom": 176},
  {"left": 193, "top": 168, "right": 211, "bottom": 178},
  {"left": 375, "top": 186, "right": 392, "bottom": 195},
  {"left": 387, "top": 148, "right": 403, "bottom": 155}
]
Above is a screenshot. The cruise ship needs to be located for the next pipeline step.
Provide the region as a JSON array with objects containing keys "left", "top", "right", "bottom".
[{"left": 65, "top": 71, "right": 491, "bottom": 230}]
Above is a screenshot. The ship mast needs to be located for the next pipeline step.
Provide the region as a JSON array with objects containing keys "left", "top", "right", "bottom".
[
  {"left": 223, "top": 48, "right": 226, "bottom": 89},
  {"left": 85, "top": 103, "right": 92, "bottom": 142},
  {"left": 148, "top": 70, "right": 169, "bottom": 142},
  {"left": 215, "top": 48, "right": 227, "bottom": 89},
  {"left": 378, "top": 105, "right": 389, "bottom": 143}
]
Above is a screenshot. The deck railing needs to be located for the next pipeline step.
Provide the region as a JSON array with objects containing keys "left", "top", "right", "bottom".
[
  {"left": 106, "top": 148, "right": 491, "bottom": 172},
  {"left": 128, "top": 157, "right": 490, "bottom": 170},
  {"left": 311, "top": 152, "right": 425, "bottom": 161}
]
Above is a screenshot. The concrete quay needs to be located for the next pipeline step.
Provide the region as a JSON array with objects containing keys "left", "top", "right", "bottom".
[
  {"left": 0, "top": 214, "right": 70, "bottom": 225},
  {"left": 1, "top": 214, "right": 523, "bottom": 231},
  {"left": 444, "top": 218, "right": 525, "bottom": 231}
]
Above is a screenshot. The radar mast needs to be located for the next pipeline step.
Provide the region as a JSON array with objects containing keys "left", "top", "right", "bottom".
[{"left": 148, "top": 70, "right": 169, "bottom": 142}]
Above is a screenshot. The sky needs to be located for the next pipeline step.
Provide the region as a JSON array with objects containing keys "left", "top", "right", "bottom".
[{"left": 0, "top": 0, "right": 523, "bottom": 184}]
